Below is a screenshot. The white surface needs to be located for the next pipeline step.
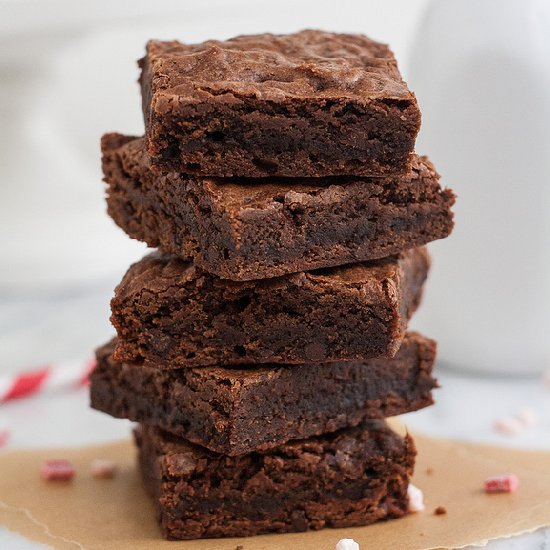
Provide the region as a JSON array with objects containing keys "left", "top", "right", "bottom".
[{"left": 409, "top": 0, "right": 550, "bottom": 375}]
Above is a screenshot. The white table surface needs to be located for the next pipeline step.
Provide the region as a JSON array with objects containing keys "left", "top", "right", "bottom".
[{"left": 1, "top": 278, "right": 549, "bottom": 549}]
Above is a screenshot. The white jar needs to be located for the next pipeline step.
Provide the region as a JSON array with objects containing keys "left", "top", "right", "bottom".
[{"left": 408, "top": 0, "right": 550, "bottom": 374}]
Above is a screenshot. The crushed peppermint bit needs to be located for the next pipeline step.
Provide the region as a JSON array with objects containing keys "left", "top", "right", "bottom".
[
  {"left": 493, "top": 416, "right": 525, "bottom": 436},
  {"left": 91, "top": 458, "right": 117, "bottom": 479},
  {"left": 434, "top": 505, "right": 447, "bottom": 515},
  {"left": 334, "top": 539, "right": 359, "bottom": 550},
  {"left": 407, "top": 483, "right": 425, "bottom": 512},
  {"left": 485, "top": 473, "right": 519, "bottom": 494},
  {"left": 41, "top": 459, "right": 75, "bottom": 481},
  {"left": 494, "top": 407, "right": 538, "bottom": 436},
  {"left": 516, "top": 407, "right": 537, "bottom": 428}
]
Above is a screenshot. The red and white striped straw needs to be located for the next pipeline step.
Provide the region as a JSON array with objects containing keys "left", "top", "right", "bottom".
[{"left": 0, "top": 358, "right": 96, "bottom": 403}]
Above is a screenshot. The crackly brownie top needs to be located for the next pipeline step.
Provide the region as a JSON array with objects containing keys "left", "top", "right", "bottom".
[
  {"left": 141, "top": 29, "right": 414, "bottom": 102},
  {"left": 114, "top": 248, "right": 424, "bottom": 305},
  {"left": 203, "top": 155, "right": 440, "bottom": 210}
]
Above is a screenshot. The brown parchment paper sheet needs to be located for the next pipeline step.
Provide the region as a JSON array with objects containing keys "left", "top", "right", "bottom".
[{"left": 1, "top": 427, "right": 550, "bottom": 550}]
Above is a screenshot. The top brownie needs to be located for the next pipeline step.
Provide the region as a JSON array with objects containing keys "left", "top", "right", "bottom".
[{"left": 139, "top": 30, "right": 420, "bottom": 177}]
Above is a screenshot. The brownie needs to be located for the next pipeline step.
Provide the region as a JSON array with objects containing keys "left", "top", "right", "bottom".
[
  {"left": 139, "top": 30, "right": 421, "bottom": 177},
  {"left": 90, "top": 332, "right": 437, "bottom": 455},
  {"left": 110, "top": 247, "right": 429, "bottom": 368},
  {"left": 102, "top": 133, "right": 455, "bottom": 281},
  {"left": 135, "top": 420, "right": 415, "bottom": 539}
]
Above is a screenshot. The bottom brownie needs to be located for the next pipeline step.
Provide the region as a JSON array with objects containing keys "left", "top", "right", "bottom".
[{"left": 135, "top": 421, "right": 415, "bottom": 540}]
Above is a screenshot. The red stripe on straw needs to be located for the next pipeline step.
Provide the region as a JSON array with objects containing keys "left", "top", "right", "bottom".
[
  {"left": 3, "top": 368, "right": 50, "bottom": 401},
  {"left": 78, "top": 359, "right": 97, "bottom": 387}
]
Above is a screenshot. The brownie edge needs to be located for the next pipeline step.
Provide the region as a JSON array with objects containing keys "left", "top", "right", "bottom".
[
  {"left": 101, "top": 133, "right": 455, "bottom": 281},
  {"left": 135, "top": 421, "right": 415, "bottom": 539},
  {"left": 139, "top": 30, "right": 421, "bottom": 177},
  {"left": 90, "top": 332, "right": 437, "bottom": 455},
  {"left": 111, "top": 247, "right": 430, "bottom": 368}
]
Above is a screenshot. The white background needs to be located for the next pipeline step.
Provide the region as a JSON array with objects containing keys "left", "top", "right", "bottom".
[{"left": 1, "top": 1, "right": 549, "bottom": 548}]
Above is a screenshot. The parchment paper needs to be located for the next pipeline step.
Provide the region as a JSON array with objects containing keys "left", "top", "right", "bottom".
[{"left": 1, "top": 427, "right": 550, "bottom": 550}]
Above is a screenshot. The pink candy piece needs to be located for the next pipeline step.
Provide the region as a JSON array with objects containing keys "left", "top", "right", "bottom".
[
  {"left": 516, "top": 408, "right": 537, "bottom": 428},
  {"left": 91, "top": 458, "right": 116, "bottom": 479},
  {"left": 485, "top": 473, "right": 519, "bottom": 494},
  {"left": 41, "top": 459, "right": 75, "bottom": 481},
  {"left": 0, "top": 429, "right": 10, "bottom": 448},
  {"left": 493, "top": 417, "right": 525, "bottom": 436},
  {"left": 494, "top": 407, "right": 538, "bottom": 436}
]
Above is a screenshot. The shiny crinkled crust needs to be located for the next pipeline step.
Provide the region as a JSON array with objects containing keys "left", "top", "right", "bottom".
[{"left": 142, "top": 30, "right": 412, "bottom": 102}]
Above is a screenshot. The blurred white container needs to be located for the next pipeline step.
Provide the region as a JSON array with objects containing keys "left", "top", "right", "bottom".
[{"left": 408, "top": 0, "right": 550, "bottom": 374}]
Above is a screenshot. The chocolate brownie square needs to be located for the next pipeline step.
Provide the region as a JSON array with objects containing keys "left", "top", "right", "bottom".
[
  {"left": 139, "top": 30, "right": 421, "bottom": 177},
  {"left": 90, "top": 332, "right": 437, "bottom": 455},
  {"left": 102, "top": 133, "right": 454, "bottom": 281},
  {"left": 110, "top": 247, "right": 429, "bottom": 368},
  {"left": 135, "top": 420, "right": 415, "bottom": 539}
]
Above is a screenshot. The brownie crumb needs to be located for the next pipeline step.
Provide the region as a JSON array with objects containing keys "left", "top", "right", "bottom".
[
  {"left": 434, "top": 506, "right": 447, "bottom": 515},
  {"left": 426, "top": 467, "right": 434, "bottom": 475},
  {"left": 235, "top": 546, "right": 244, "bottom": 550}
]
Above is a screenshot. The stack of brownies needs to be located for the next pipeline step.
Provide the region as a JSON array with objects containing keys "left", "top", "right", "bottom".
[{"left": 90, "top": 30, "right": 455, "bottom": 540}]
